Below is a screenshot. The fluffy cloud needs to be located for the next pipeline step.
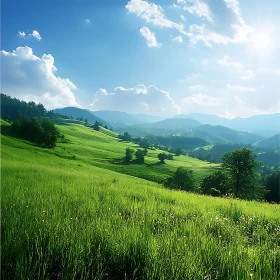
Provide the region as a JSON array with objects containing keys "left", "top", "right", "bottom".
[
  {"left": 17, "top": 30, "right": 42, "bottom": 41},
  {"left": 218, "top": 55, "right": 243, "bottom": 70},
  {"left": 1, "top": 46, "right": 80, "bottom": 109},
  {"left": 188, "top": 24, "right": 231, "bottom": 47},
  {"left": 126, "top": 0, "right": 260, "bottom": 47},
  {"left": 126, "top": 0, "right": 185, "bottom": 34},
  {"left": 91, "top": 84, "right": 180, "bottom": 116},
  {"left": 18, "top": 31, "right": 26, "bottom": 38},
  {"left": 227, "top": 84, "right": 256, "bottom": 92},
  {"left": 182, "top": 0, "right": 213, "bottom": 22},
  {"left": 172, "top": 35, "right": 183, "bottom": 43},
  {"left": 85, "top": 19, "right": 91, "bottom": 24},
  {"left": 31, "top": 30, "right": 42, "bottom": 41},
  {"left": 140, "top": 26, "right": 161, "bottom": 47}
]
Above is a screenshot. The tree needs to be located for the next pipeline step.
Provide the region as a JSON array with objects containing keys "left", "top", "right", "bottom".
[
  {"left": 41, "top": 119, "right": 59, "bottom": 148},
  {"left": 166, "top": 154, "right": 173, "bottom": 160},
  {"left": 264, "top": 171, "right": 280, "bottom": 203},
  {"left": 143, "top": 148, "right": 148, "bottom": 156},
  {"left": 94, "top": 121, "right": 99, "bottom": 131},
  {"left": 125, "top": 148, "right": 134, "bottom": 162},
  {"left": 84, "top": 119, "right": 88, "bottom": 126},
  {"left": 221, "top": 148, "right": 262, "bottom": 198},
  {"left": 165, "top": 167, "right": 195, "bottom": 191},
  {"left": 201, "top": 171, "right": 230, "bottom": 196},
  {"left": 104, "top": 125, "right": 108, "bottom": 129},
  {"left": 158, "top": 153, "right": 166, "bottom": 164},
  {"left": 123, "top": 132, "right": 132, "bottom": 142},
  {"left": 174, "top": 148, "right": 183, "bottom": 156},
  {"left": 135, "top": 149, "right": 145, "bottom": 163},
  {"left": 139, "top": 139, "right": 150, "bottom": 149}
]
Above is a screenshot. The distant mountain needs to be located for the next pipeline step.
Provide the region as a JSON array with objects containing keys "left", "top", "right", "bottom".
[
  {"left": 184, "top": 125, "right": 264, "bottom": 144},
  {"left": 174, "top": 113, "right": 280, "bottom": 137},
  {"left": 54, "top": 107, "right": 112, "bottom": 128},
  {"left": 116, "top": 118, "right": 201, "bottom": 136},
  {"left": 92, "top": 110, "right": 164, "bottom": 127},
  {"left": 174, "top": 113, "right": 230, "bottom": 126},
  {"left": 255, "top": 134, "right": 280, "bottom": 150}
]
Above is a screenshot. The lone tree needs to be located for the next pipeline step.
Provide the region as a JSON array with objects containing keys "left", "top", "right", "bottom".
[
  {"left": 94, "top": 121, "right": 99, "bottom": 131},
  {"left": 135, "top": 149, "right": 145, "bottom": 163},
  {"left": 125, "top": 148, "right": 134, "bottom": 162},
  {"left": 158, "top": 153, "right": 166, "bottom": 164},
  {"left": 221, "top": 148, "right": 261, "bottom": 197}
]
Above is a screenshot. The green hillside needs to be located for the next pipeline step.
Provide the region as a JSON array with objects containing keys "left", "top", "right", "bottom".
[{"left": 2, "top": 120, "right": 280, "bottom": 279}]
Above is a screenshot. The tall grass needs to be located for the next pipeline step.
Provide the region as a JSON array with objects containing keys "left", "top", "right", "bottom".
[{"left": 1, "top": 122, "right": 280, "bottom": 279}]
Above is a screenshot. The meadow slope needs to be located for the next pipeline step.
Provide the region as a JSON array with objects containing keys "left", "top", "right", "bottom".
[{"left": 1, "top": 120, "right": 280, "bottom": 279}]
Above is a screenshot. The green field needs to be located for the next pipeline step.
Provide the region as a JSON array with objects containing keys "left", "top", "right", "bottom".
[{"left": 1, "top": 120, "right": 280, "bottom": 279}]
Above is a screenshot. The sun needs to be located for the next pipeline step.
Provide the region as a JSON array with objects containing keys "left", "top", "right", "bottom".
[{"left": 251, "top": 30, "right": 273, "bottom": 52}]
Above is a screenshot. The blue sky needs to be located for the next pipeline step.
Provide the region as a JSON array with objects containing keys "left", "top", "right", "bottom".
[{"left": 1, "top": 0, "right": 280, "bottom": 118}]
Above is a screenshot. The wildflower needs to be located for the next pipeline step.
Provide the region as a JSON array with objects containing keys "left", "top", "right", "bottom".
[{"left": 249, "top": 273, "right": 253, "bottom": 278}]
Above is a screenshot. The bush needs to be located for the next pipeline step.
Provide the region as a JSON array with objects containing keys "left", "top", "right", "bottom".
[
  {"left": 164, "top": 167, "right": 196, "bottom": 192},
  {"left": 201, "top": 171, "right": 230, "bottom": 197}
]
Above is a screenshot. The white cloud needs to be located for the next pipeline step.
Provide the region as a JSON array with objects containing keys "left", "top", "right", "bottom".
[
  {"left": 1, "top": 46, "right": 80, "bottom": 109},
  {"left": 224, "top": 0, "right": 244, "bottom": 25},
  {"left": 218, "top": 55, "right": 243, "bottom": 70},
  {"left": 172, "top": 35, "right": 183, "bottom": 43},
  {"left": 17, "top": 30, "right": 42, "bottom": 41},
  {"left": 188, "top": 24, "right": 231, "bottom": 47},
  {"left": 259, "top": 67, "right": 280, "bottom": 76},
  {"left": 18, "top": 31, "right": 26, "bottom": 38},
  {"left": 140, "top": 26, "right": 161, "bottom": 47},
  {"left": 85, "top": 19, "right": 91, "bottom": 24},
  {"left": 183, "top": 93, "right": 220, "bottom": 106},
  {"left": 183, "top": 0, "right": 213, "bottom": 22},
  {"left": 91, "top": 84, "right": 180, "bottom": 116},
  {"left": 227, "top": 84, "right": 256, "bottom": 92},
  {"left": 30, "top": 30, "right": 42, "bottom": 41},
  {"left": 189, "top": 84, "right": 204, "bottom": 90},
  {"left": 126, "top": 0, "right": 186, "bottom": 34},
  {"left": 180, "top": 15, "right": 186, "bottom": 22},
  {"left": 241, "top": 70, "right": 255, "bottom": 80}
]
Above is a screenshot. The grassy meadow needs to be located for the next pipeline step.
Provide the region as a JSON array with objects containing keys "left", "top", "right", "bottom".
[{"left": 1, "top": 120, "right": 280, "bottom": 279}]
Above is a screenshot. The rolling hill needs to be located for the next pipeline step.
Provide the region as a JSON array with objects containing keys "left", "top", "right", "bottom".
[
  {"left": 93, "top": 110, "right": 164, "bottom": 127},
  {"left": 184, "top": 124, "right": 264, "bottom": 144},
  {"left": 54, "top": 107, "right": 112, "bottom": 128},
  {"left": 174, "top": 113, "right": 280, "bottom": 137},
  {"left": 1, "top": 119, "right": 279, "bottom": 279},
  {"left": 117, "top": 118, "right": 201, "bottom": 136},
  {"left": 255, "top": 133, "right": 280, "bottom": 150}
]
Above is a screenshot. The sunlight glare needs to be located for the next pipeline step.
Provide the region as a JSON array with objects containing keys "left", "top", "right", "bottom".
[{"left": 251, "top": 30, "right": 273, "bottom": 52}]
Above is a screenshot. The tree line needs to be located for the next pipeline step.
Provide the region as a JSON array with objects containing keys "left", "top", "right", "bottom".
[
  {"left": 1, "top": 93, "right": 71, "bottom": 121},
  {"left": 10, "top": 118, "right": 61, "bottom": 148},
  {"left": 164, "top": 148, "right": 279, "bottom": 203}
]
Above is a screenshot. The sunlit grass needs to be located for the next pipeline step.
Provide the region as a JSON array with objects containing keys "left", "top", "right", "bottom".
[{"left": 1, "top": 120, "right": 280, "bottom": 279}]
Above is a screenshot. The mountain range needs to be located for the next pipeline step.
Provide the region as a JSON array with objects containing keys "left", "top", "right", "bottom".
[{"left": 54, "top": 107, "right": 280, "bottom": 145}]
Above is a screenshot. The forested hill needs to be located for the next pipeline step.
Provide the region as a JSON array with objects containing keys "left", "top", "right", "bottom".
[
  {"left": 54, "top": 107, "right": 112, "bottom": 128},
  {"left": 0, "top": 94, "right": 69, "bottom": 120}
]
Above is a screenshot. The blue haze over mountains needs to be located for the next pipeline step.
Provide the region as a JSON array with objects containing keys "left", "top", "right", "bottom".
[{"left": 54, "top": 107, "right": 280, "bottom": 142}]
